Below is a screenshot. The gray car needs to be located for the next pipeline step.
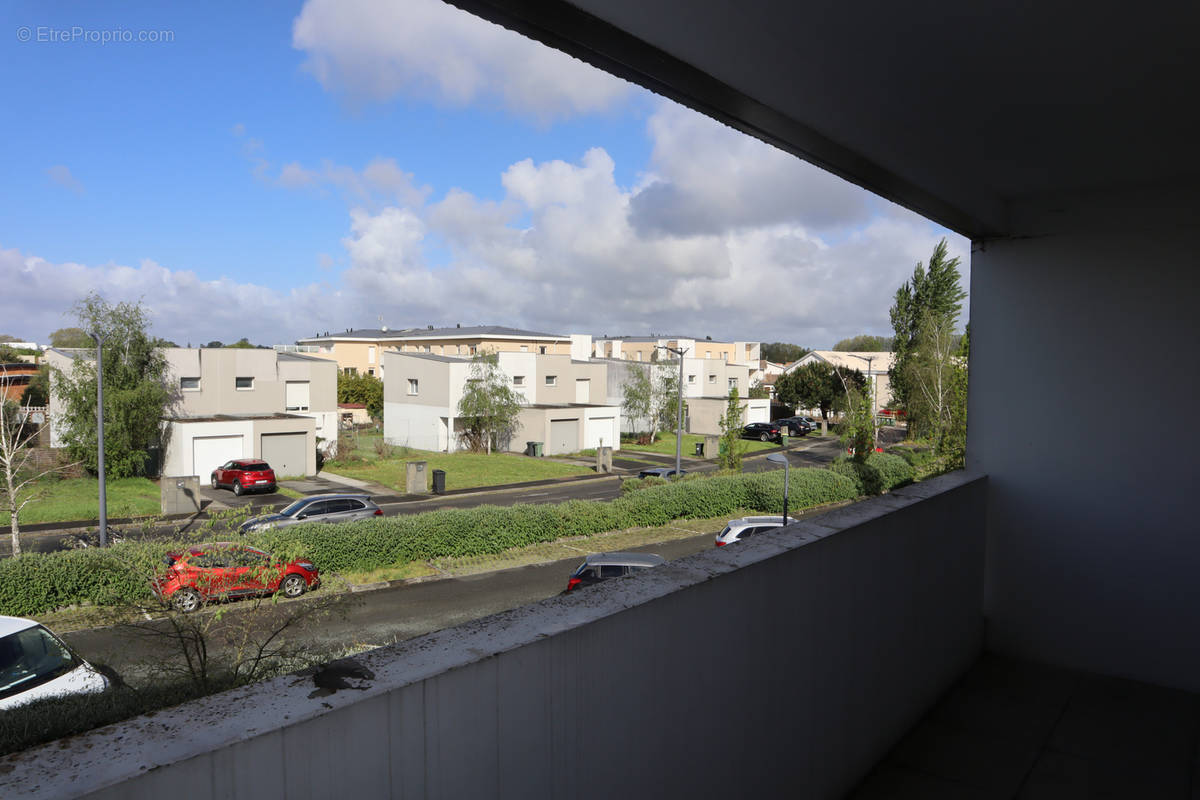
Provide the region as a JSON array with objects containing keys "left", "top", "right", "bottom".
[
  {"left": 239, "top": 494, "right": 382, "bottom": 533},
  {"left": 565, "top": 552, "right": 666, "bottom": 592}
]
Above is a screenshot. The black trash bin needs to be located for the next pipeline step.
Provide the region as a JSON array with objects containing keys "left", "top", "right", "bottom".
[
  {"left": 432, "top": 469, "right": 446, "bottom": 495},
  {"left": 694, "top": 441, "right": 705, "bottom": 457}
]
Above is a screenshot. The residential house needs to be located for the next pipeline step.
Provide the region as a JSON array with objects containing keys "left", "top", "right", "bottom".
[
  {"left": 45, "top": 347, "right": 336, "bottom": 478},
  {"left": 295, "top": 325, "right": 573, "bottom": 379},
  {"left": 383, "top": 349, "right": 621, "bottom": 454},
  {"left": 0, "top": 361, "right": 38, "bottom": 403}
]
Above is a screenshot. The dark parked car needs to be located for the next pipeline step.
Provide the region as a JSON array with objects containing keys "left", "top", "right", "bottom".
[
  {"left": 211, "top": 459, "right": 277, "bottom": 496},
  {"left": 741, "top": 422, "right": 782, "bottom": 442},
  {"left": 565, "top": 552, "right": 666, "bottom": 592},
  {"left": 153, "top": 543, "right": 320, "bottom": 613},
  {"left": 239, "top": 494, "right": 383, "bottom": 533},
  {"left": 637, "top": 467, "right": 687, "bottom": 479},
  {"left": 776, "top": 416, "right": 814, "bottom": 435}
]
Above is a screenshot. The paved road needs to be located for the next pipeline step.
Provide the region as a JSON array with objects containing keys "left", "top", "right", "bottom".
[{"left": 62, "top": 532, "right": 719, "bottom": 678}]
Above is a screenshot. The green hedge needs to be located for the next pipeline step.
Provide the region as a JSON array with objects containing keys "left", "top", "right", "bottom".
[
  {"left": 830, "top": 452, "right": 915, "bottom": 496},
  {"left": 0, "top": 468, "right": 859, "bottom": 617}
]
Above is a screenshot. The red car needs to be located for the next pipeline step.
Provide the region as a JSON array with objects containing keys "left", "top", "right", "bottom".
[
  {"left": 210, "top": 459, "right": 277, "bottom": 495},
  {"left": 153, "top": 543, "right": 319, "bottom": 613}
]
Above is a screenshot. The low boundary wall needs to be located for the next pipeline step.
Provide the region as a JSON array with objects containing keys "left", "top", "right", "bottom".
[{"left": 5, "top": 472, "right": 987, "bottom": 799}]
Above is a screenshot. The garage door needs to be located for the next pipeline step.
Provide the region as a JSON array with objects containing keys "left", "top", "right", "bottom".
[
  {"left": 192, "top": 435, "right": 244, "bottom": 479},
  {"left": 585, "top": 416, "right": 616, "bottom": 449},
  {"left": 261, "top": 432, "right": 308, "bottom": 477},
  {"left": 548, "top": 419, "right": 579, "bottom": 455}
]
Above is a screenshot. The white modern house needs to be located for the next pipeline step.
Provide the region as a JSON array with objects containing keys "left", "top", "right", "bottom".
[
  {"left": 382, "top": 350, "right": 622, "bottom": 455},
  {"left": 45, "top": 347, "right": 337, "bottom": 479}
]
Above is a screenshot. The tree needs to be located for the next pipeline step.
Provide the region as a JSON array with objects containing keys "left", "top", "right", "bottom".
[
  {"left": 761, "top": 342, "right": 811, "bottom": 364},
  {"left": 21, "top": 367, "right": 50, "bottom": 407},
  {"left": 227, "top": 338, "right": 255, "bottom": 349},
  {"left": 456, "top": 353, "right": 521, "bottom": 454},
  {"left": 337, "top": 372, "right": 383, "bottom": 421},
  {"left": 0, "top": 344, "right": 23, "bottom": 362},
  {"left": 0, "top": 335, "right": 22, "bottom": 343},
  {"left": 52, "top": 294, "right": 175, "bottom": 477},
  {"left": 889, "top": 238, "right": 967, "bottom": 437},
  {"left": 1, "top": 383, "right": 76, "bottom": 555},
  {"left": 775, "top": 362, "right": 864, "bottom": 421},
  {"left": 204, "top": 340, "right": 224, "bottom": 349},
  {"left": 747, "top": 380, "right": 770, "bottom": 400},
  {"left": 717, "top": 388, "right": 746, "bottom": 471},
  {"left": 49, "top": 327, "right": 94, "bottom": 348},
  {"left": 833, "top": 334, "right": 892, "bottom": 352},
  {"left": 621, "top": 364, "right": 680, "bottom": 444}
]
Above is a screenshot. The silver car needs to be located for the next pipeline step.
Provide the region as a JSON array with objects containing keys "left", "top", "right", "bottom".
[{"left": 239, "top": 494, "right": 382, "bottom": 533}]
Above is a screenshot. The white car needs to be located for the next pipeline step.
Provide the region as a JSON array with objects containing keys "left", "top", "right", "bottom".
[
  {"left": 714, "top": 515, "right": 800, "bottom": 547},
  {"left": 0, "top": 616, "right": 110, "bottom": 710}
]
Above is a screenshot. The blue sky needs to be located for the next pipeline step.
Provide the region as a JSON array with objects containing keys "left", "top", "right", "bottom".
[{"left": 0, "top": 0, "right": 967, "bottom": 347}]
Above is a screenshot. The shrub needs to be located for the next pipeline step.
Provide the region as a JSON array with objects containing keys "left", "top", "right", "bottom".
[
  {"left": 0, "top": 469, "right": 861, "bottom": 617},
  {"left": 830, "top": 452, "right": 914, "bottom": 496}
]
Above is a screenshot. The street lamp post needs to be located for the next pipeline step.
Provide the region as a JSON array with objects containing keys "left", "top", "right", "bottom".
[
  {"left": 655, "top": 344, "right": 689, "bottom": 478},
  {"left": 766, "top": 452, "right": 790, "bottom": 526},
  {"left": 89, "top": 332, "right": 108, "bottom": 547}
]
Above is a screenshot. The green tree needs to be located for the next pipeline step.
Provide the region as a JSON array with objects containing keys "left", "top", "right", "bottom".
[
  {"left": 761, "top": 342, "right": 811, "bottom": 364},
  {"left": 21, "top": 367, "right": 50, "bottom": 407},
  {"left": 49, "top": 327, "right": 94, "bottom": 348},
  {"left": 52, "top": 294, "right": 174, "bottom": 477},
  {"left": 835, "top": 381, "right": 875, "bottom": 464},
  {"left": 621, "top": 364, "right": 656, "bottom": 442},
  {"left": 717, "top": 387, "right": 746, "bottom": 471},
  {"left": 747, "top": 380, "right": 770, "bottom": 399},
  {"left": 456, "top": 353, "right": 521, "bottom": 454},
  {"left": 1, "top": 386, "right": 77, "bottom": 554},
  {"left": 337, "top": 372, "right": 384, "bottom": 421},
  {"left": 653, "top": 368, "right": 682, "bottom": 438},
  {"left": 226, "top": 338, "right": 255, "bottom": 349},
  {"left": 889, "top": 238, "right": 966, "bottom": 437},
  {"left": 0, "top": 344, "right": 23, "bottom": 362},
  {"left": 832, "top": 334, "right": 892, "bottom": 352},
  {"left": 775, "top": 362, "right": 864, "bottom": 421}
]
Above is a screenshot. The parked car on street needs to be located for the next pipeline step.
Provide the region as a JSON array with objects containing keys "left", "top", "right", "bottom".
[
  {"left": 0, "top": 616, "right": 110, "bottom": 710},
  {"left": 637, "top": 467, "right": 687, "bottom": 479},
  {"left": 776, "top": 416, "right": 814, "bottom": 435},
  {"left": 239, "top": 494, "right": 382, "bottom": 533},
  {"left": 741, "top": 422, "right": 782, "bottom": 442},
  {"left": 565, "top": 552, "right": 666, "bottom": 592},
  {"left": 211, "top": 459, "right": 277, "bottom": 495},
  {"left": 153, "top": 543, "right": 320, "bottom": 613},
  {"left": 715, "top": 515, "right": 800, "bottom": 547}
]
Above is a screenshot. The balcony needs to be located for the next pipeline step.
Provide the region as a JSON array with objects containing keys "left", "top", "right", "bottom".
[{"left": 4, "top": 471, "right": 994, "bottom": 798}]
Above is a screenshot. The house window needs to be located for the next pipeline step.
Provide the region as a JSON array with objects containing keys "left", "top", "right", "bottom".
[
  {"left": 408, "top": 379, "right": 419, "bottom": 396},
  {"left": 368, "top": 368, "right": 375, "bottom": 376},
  {"left": 706, "top": 350, "right": 712, "bottom": 358},
  {"left": 687, "top": 374, "right": 696, "bottom": 384},
  {"left": 539, "top": 346, "right": 547, "bottom": 355},
  {"left": 729, "top": 378, "right": 738, "bottom": 391},
  {"left": 545, "top": 375, "right": 557, "bottom": 386},
  {"left": 235, "top": 376, "right": 254, "bottom": 390},
  {"left": 424, "top": 345, "right": 431, "bottom": 352},
  {"left": 286, "top": 381, "right": 310, "bottom": 411},
  {"left": 636, "top": 351, "right": 642, "bottom": 361},
  {"left": 368, "top": 346, "right": 376, "bottom": 364},
  {"left": 180, "top": 377, "right": 200, "bottom": 391},
  {"left": 520, "top": 345, "right": 528, "bottom": 352},
  {"left": 343, "top": 367, "right": 357, "bottom": 376},
  {"left": 514, "top": 376, "right": 525, "bottom": 386},
  {"left": 470, "top": 346, "right": 477, "bottom": 355},
  {"left": 708, "top": 374, "right": 717, "bottom": 384}
]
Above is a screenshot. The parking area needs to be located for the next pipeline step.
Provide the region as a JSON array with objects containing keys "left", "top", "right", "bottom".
[{"left": 198, "top": 474, "right": 375, "bottom": 512}]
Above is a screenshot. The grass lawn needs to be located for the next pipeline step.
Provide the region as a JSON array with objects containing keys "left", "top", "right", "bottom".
[
  {"left": 7, "top": 477, "right": 160, "bottom": 526},
  {"left": 620, "top": 431, "right": 781, "bottom": 456},
  {"left": 324, "top": 445, "right": 594, "bottom": 492}
]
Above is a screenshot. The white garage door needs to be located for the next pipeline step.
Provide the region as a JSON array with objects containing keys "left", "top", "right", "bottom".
[
  {"left": 585, "top": 416, "right": 616, "bottom": 450},
  {"left": 192, "top": 435, "right": 244, "bottom": 479},
  {"left": 261, "top": 432, "right": 308, "bottom": 477},
  {"left": 548, "top": 419, "right": 579, "bottom": 455}
]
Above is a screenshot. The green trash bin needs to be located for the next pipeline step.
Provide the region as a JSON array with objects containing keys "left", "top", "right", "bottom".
[{"left": 528, "top": 441, "right": 544, "bottom": 457}]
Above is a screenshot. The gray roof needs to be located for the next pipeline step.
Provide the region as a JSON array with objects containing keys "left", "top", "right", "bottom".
[
  {"left": 390, "top": 351, "right": 470, "bottom": 364},
  {"left": 298, "top": 325, "right": 566, "bottom": 342},
  {"left": 276, "top": 351, "right": 334, "bottom": 364}
]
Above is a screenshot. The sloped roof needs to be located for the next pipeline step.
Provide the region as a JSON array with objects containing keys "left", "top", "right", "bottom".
[{"left": 298, "top": 325, "right": 566, "bottom": 343}]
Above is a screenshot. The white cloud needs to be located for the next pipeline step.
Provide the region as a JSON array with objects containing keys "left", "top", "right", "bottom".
[
  {"left": 6, "top": 100, "right": 969, "bottom": 350},
  {"left": 46, "top": 165, "right": 84, "bottom": 195},
  {"left": 291, "top": 0, "right": 633, "bottom": 122}
]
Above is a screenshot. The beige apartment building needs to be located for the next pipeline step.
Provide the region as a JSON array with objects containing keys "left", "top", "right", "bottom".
[
  {"left": 293, "top": 325, "right": 572, "bottom": 379},
  {"left": 591, "top": 336, "right": 760, "bottom": 366},
  {"left": 787, "top": 351, "right": 896, "bottom": 415}
]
